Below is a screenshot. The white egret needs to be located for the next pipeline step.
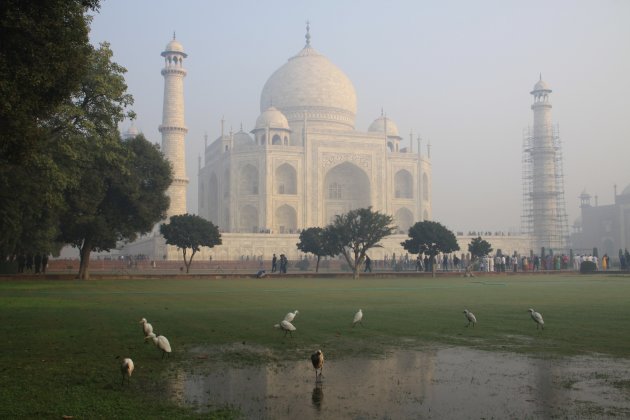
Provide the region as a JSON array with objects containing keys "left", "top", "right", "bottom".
[
  {"left": 284, "top": 310, "right": 299, "bottom": 322},
  {"left": 528, "top": 308, "right": 544, "bottom": 330},
  {"left": 139, "top": 318, "right": 153, "bottom": 337},
  {"left": 353, "top": 309, "right": 363, "bottom": 327},
  {"left": 463, "top": 309, "right": 477, "bottom": 327},
  {"left": 119, "top": 357, "right": 134, "bottom": 385},
  {"left": 311, "top": 350, "right": 324, "bottom": 383},
  {"left": 145, "top": 332, "right": 172, "bottom": 358},
  {"left": 274, "top": 320, "right": 296, "bottom": 337}
]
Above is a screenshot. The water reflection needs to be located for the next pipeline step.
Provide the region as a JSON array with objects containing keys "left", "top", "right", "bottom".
[{"left": 168, "top": 347, "right": 630, "bottom": 419}]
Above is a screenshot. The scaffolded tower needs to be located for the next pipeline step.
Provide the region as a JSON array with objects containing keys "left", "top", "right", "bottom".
[{"left": 521, "top": 76, "right": 569, "bottom": 253}]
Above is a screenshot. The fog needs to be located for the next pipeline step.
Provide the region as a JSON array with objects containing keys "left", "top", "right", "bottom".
[{"left": 89, "top": 0, "right": 630, "bottom": 232}]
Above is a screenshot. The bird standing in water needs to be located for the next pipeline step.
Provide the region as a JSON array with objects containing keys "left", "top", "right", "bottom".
[{"left": 311, "top": 350, "right": 324, "bottom": 383}]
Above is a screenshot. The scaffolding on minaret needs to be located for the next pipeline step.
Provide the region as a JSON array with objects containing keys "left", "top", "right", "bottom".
[{"left": 521, "top": 124, "right": 569, "bottom": 253}]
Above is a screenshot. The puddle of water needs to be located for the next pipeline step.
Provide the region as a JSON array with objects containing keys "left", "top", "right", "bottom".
[{"left": 168, "top": 347, "right": 630, "bottom": 419}]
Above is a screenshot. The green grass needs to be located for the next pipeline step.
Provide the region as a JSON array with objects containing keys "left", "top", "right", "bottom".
[{"left": 1, "top": 273, "right": 629, "bottom": 418}]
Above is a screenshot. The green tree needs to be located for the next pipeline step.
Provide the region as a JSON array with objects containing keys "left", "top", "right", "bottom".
[
  {"left": 326, "top": 207, "right": 396, "bottom": 279},
  {"left": 160, "top": 214, "right": 222, "bottom": 273},
  {"left": 296, "top": 227, "right": 338, "bottom": 272},
  {"left": 0, "top": 1, "right": 101, "bottom": 260},
  {"left": 401, "top": 221, "right": 460, "bottom": 276},
  {"left": 59, "top": 134, "right": 172, "bottom": 279},
  {"left": 466, "top": 236, "right": 493, "bottom": 277},
  {"left": 0, "top": 0, "right": 100, "bottom": 162}
]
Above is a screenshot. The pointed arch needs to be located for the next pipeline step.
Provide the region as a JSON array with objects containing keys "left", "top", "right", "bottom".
[
  {"left": 395, "top": 207, "right": 414, "bottom": 234},
  {"left": 394, "top": 169, "right": 413, "bottom": 199},
  {"left": 275, "top": 205, "right": 297, "bottom": 233},
  {"left": 239, "top": 164, "right": 258, "bottom": 195},
  {"left": 324, "top": 162, "right": 370, "bottom": 222},
  {"left": 239, "top": 205, "right": 258, "bottom": 233},
  {"left": 276, "top": 163, "right": 297, "bottom": 195}
]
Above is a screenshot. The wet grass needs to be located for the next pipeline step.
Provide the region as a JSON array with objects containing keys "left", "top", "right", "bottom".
[{"left": 1, "top": 273, "right": 629, "bottom": 418}]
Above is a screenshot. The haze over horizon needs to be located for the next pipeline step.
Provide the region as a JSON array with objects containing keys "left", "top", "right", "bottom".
[{"left": 89, "top": 0, "right": 630, "bottom": 234}]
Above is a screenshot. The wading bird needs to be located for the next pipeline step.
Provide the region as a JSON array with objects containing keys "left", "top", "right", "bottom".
[
  {"left": 311, "top": 349, "right": 324, "bottom": 383},
  {"left": 274, "top": 320, "right": 296, "bottom": 337},
  {"left": 284, "top": 310, "right": 299, "bottom": 323},
  {"left": 139, "top": 318, "right": 153, "bottom": 337},
  {"left": 463, "top": 309, "right": 477, "bottom": 327},
  {"left": 353, "top": 309, "right": 363, "bottom": 327},
  {"left": 145, "top": 332, "right": 172, "bottom": 358},
  {"left": 119, "top": 357, "right": 134, "bottom": 386},
  {"left": 528, "top": 308, "right": 544, "bottom": 330}
]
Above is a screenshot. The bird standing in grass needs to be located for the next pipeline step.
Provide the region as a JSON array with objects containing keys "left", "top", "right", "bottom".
[
  {"left": 284, "top": 310, "right": 299, "bottom": 323},
  {"left": 463, "top": 309, "right": 477, "bottom": 327},
  {"left": 353, "top": 309, "right": 363, "bottom": 327},
  {"left": 145, "top": 332, "right": 172, "bottom": 358},
  {"left": 274, "top": 320, "right": 296, "bottom": 337},
  {"left": 119, "top": 357, "right": 134, "bottom": 386},
  {"left": 311, "top": 350, "right": 324, "bottom": 383},
  {"left": 139, "top": 318, "right": 153, "bottom": 337},
  {"left": 528, "top": 308, "right": 544, "bottom": 330}
]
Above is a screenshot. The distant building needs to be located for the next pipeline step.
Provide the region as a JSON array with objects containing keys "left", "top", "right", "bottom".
[{"left": 570, "top": 184, "right": 630, "bottom": 259}]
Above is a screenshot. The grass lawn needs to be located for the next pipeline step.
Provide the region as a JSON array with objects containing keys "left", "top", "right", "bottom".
[{"left": 0, "top": 273, "right": 629, "bottom": 418}]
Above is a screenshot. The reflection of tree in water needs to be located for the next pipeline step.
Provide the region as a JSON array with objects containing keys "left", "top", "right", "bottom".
[{"left": 312, "top": 385, "right": 324, "bottom": 411}]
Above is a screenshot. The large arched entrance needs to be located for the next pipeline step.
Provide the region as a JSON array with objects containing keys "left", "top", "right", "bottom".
[
  {"left": 395, "top": 207, "right": 414, "bottom": 234},
  {"left": 275, "top": 205, "right": 297, "bottom": 233},
  {"left": 324, "top": 162, "right": 370, "bottom": 223}
]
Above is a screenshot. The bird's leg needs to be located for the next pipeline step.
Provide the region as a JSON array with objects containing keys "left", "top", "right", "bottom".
[{"left": 121, "top": 375, "right": 125, "bottom": 386}]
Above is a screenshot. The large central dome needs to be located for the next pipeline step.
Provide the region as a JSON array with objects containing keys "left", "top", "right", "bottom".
[{"left": 260, "top": 43, "right": 357, "bottom": 130}]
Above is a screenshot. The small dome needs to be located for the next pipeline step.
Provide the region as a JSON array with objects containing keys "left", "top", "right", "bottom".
[
  {"left": 368, "top": 115, "right": 401, "bottom": 138},
  {"left": 254, "top": 106, "right": 290, "bottom": 130},
  {"left": 532, "top": 77, "right": 551, "bottom": 92},
  {"left": 162, "top": 36, "right": 187, "bottom": 57},
  {"left": 233, "top": 130, "right": 254, "bottom": 146},
  {"left": 123, "top": 125, "right": 140, "bottom": 139}
]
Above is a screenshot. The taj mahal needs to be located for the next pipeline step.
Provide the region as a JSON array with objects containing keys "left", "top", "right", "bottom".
[{"left": 123, "top": 27, "right": 540, "bottom": 261}]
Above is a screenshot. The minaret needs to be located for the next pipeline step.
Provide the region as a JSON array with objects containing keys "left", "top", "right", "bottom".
[
  {"left": 159, "top": 34, "right": 188, "bottom": 218},
  {"left": 527, "top": 75, "right": 568, "bottom": 252}
]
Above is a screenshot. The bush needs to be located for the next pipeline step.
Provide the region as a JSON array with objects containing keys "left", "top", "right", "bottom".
[
  {"left": 294, "top": 259, "right": 310, "bottom": 271},
  {"left": 580, "top": 261, "right": 597, "bottom": 274}
]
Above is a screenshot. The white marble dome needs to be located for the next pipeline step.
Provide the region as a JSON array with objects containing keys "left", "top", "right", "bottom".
[
  {"left": 368, "top": 115, "right": 401, "bottom": 138},
  {"left": 163, "top": 38, "right": 186, "bottom": 56},
  {"left": 255, "top": 106, "right": 290, "bottom": 130},
  {"left": 233, "top": 130, "right": 254, "bottom": 146},
  {"left": 532, "top": 78, "right": 550, "bottom": 92},
  {"left": 260, "top": 45, "right": 357, "bottom": 129}
]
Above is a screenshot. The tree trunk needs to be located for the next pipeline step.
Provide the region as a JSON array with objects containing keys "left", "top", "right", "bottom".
[
  {"left": 315, "top": 255, "right": 321, "bottom": 273},
  {"left": 78, "top": 240, "right": 92, "bottom": 280},
  {"left": 183, "top": 249, "right": 196, "bottom": 273}
]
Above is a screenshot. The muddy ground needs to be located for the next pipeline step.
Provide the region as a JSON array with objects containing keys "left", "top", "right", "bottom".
[{"left": 162, "top": 345, "right": 630, "bottom": 419}]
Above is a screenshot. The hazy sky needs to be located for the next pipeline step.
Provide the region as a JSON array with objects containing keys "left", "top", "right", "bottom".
[{"left": 89, "top": 0, "right": 630, "bottom": 233}]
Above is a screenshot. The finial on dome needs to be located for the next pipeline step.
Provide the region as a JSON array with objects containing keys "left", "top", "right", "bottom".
[
  {"left": 380, "top": 108, "right": 384, "bottom": 117},
  {"left": 305, "top": 20, "right": 311, "bottom": 47},
  {"left": 173, "top": 31, "right": 176, "bottom": 40},
  {"left": 539, "top": 72, "right": 542, "bottom": 81}
]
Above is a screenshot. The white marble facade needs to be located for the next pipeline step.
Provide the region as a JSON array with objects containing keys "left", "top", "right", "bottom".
[{"left": 198, "top": 28, "right": 432, "bottom": 246}]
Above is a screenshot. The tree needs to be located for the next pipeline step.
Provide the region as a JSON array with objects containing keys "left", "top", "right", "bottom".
[
  {"left": 401, "top": 221, "right": 460, "bottom": 276},
  {"left": 466, "top": 236, "right": 493, "bottom": 277},
  {"left": 0, "top": 0, "right": 100, "bottom": 162},
  {"left": 296, "top": 227, "right": 338, "bottom": 272},
  {"left": 0, "top": 1, "right": 101, "bottom": 260},
  {"left": 326, "top": 207, "right": 396, "bottom": 279},
  {"left": 59, "top": 134, "right": 172, "bottom": 279},
  {"left": 160, "top": 214, "right": 222, "bottom": 273}
]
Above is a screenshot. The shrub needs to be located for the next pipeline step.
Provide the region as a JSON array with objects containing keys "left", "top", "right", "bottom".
[{"left": 580, "top": 261, "right": 597, "bottom": 274}]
